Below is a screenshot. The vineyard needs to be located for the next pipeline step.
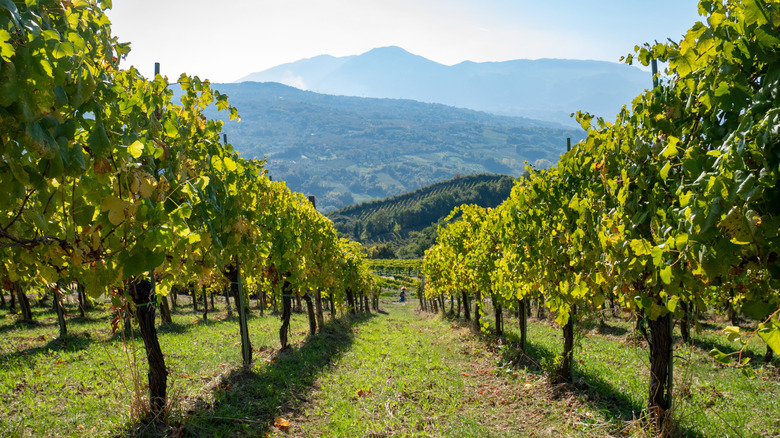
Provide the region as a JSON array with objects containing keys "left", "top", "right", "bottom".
[
  {"left": 328, "top": 174, "right": 514, "bottom": 258},
  {"left": 0, "top": 0, "right": 376, "bottom": 426},
  {"left": 423, "top": 0, "right": 780, "bottom": 436},
  {"left": 2, "top": 0, "right": 780, "bottom": 437}
]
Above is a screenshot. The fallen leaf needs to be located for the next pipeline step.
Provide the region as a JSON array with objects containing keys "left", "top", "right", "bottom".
[
  {"left": 461, "top": 373, "right": 470, "bottom": 377},
  {"left": 170, "top": 422, "right": 185, "bottom": 438},
  {"left": 274, "top": 417, "right": 290, "bottom": 432}
]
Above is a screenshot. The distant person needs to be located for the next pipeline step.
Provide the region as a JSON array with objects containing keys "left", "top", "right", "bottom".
[{"left": 399, "top": 287, "right": 406, "bottom": 303}]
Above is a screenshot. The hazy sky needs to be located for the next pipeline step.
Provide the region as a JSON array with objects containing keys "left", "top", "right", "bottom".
[{"left": 106, "top": 0, "right": 702, "bottom": 83}]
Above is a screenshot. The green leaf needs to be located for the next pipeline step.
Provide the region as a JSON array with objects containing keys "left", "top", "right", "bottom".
[
  {"left": 70, "top": 66, "right": 96, "bottom": 109},
  {"left": 224, "top": 156, "right": 237, "bottom": 172},
  {"left": 52, "top": 41, "right": 74, "bottom": 59},
  {"left": 740, "top": 362, "right": 756, "bottom": 379},
  {"left": 25, "top": 121, "right": 57, "bottom": 156},
  {"left": 660, "top": 266, "right": 673, "bottom": 285},
  {"left": 674, "top": 233, "right": 689, "bottom": 250},
  {"left": 709, "top": 348, "right": 732, "bottom": 365},
  {"left": 758, "top": 320, "right": 780, "bottom": 355},
  {"left": 210, "top": 155, "right": 223, "bottom": 172},
  {"left": 88, "top": 121, "right": 111, "bottom": 157},
  {"left": 630, "top": 239, "right": 652, "bottom": 256},
  {"left": 163, "top": 116, "right": 179, "bottom": 137},
  {"left": 741, "top": 300, "right": 773, "bottom": 320},
  {"left": 101, "top": 195, "right": 133, "bottom": 226},
  {"left": 120, "top": 247, "right": 165, "bottom": 279},
  {"left": 660, "top": 162, "right": 672, "bottom": 181},
  {"left": 651, "top": 246, "right": 664, "bottom": 266},
  {"left": 661, "top": 137, "right": 680, "bottom": 159},
  {"left": 742, "top": 0, "right": 768, "bottom": 25},
  {"left": 74, "top": 205, "right": 96, "bottom": 225},
  {"left": 0, "top": 29, "right": 14, "bottom": 61},
  {"left": 0, "top": 59, "right": 18, "bottom": 106},
  {"left": 128, "top": 140, "right": 144, "bottom": 159},
  {"left": 723, "top": 326, "right": 744, "bottom": 344},
  {"left": 667, "top": 296, "right": 680, "bottom": 313}
]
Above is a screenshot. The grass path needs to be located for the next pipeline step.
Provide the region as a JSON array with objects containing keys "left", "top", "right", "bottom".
[{"left": 267, "top": 302, "right": 598, "bottom": 438}]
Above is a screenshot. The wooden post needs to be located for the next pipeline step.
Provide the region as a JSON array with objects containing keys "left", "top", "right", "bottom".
[
  {"left": 202, "top": 285, "right": 208, "bottom": 321},
  {"left": 567, "top": 137, "right": 571, "bottom": 152},
  {"left": 225, "top": 283, "right": 232, "bottom": 317},
  {"left": 232, "top": 261, "right": 252, "bottom": 367},
  {"left": 651, "top": 58, "right": 659, "bottom": 88},
  {"left": 54, "top": 284, "right": 67, "bottom": 338}
]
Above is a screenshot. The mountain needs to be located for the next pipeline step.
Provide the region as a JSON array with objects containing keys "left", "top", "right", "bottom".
[
  {"left": 326, "top": 174, "right": 515, "bottom": 258},
  {"left": 237, "top": 46, "right": 651, "bottom": 126},
  {"left": 207, "top": 82, "right": 584, "bottom": 212}
]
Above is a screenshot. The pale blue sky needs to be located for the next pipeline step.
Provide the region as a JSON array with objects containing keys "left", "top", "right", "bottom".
[{"left": 106, "top": 0, "right": 701, "bottom": 83}]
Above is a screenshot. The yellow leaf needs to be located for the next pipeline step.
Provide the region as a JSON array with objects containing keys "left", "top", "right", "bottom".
[
  {"left": 224, "top": 156, "right": 237, "bottom": 172},
  {"left": 128, "top": 140, "right": 144, "bottom": 159},
  {"left": 101, "top": 195, "right": 133, "bottom": 226},
  {"left": 139, "top": 176, "right": 155, "bottom": 198},
  {"left": 630, "top": 239, "right": 652, "bottom": 256},
  {"left": 661, "top": 136, "right": 680, "bottom": 158}
]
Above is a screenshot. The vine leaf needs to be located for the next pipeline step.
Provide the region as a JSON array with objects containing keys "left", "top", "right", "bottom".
[
  {"left": 128, "top": 140, "right": 144, "bottom": 159},
  {"left": 758, "top": 321, "right": 780, "bottom": 354}
]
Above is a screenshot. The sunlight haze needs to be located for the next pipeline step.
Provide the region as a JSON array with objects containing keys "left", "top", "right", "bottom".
[{"left": 107, "top": 0, "right": 701, "bottom": 83}]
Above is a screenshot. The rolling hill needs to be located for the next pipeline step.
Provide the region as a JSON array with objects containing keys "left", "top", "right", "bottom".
[
  {"left": 326, "top": 173, "right": 515, "bottom": 258},
  {"left": 207, "top": 82, "right": 582, "bottom": 211}
]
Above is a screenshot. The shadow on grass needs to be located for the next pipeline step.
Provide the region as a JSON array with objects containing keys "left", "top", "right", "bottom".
[
  {"left": 175, "top": 312, "right": 377, "bottom": 437},
  {"left": 156, "top": 318, "right": 223, "bottom": 335},
  {"left": 502, "top": 327, "right": 645, "bottom": 424},
  {"left": 500, "top": 322, "right": 706, "bottom": 437},
  {"left": 0, "top": 332, "right": 97, "bottom": 367},
  {"left": 0, "top": 318, "right": 47, "bottom": 335},
  {"left": 594, "top": 322, "right": 629, "bottom": 337},
  {"left": 691, "top": 336, "right": 761, "bottom": 363},
  {"left": 1, "top": 310, "right": 226, "bottom": 366}
]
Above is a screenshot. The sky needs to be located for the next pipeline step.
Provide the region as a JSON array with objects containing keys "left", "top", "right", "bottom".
[{"left": 106, "top": 0, "right": 702, "bottom": 84}]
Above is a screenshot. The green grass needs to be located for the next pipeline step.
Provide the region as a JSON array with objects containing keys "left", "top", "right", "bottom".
[
  {"left": 281, "top": 302, "right": 574, "bottom": 437},
  {"left": 1, "top": 296, "right": 778, "bottom": 437},
  {"left": 0, "top": 296, "right": 316, "bottom": 437},
  {"left": 490, "top": 308, "right": 780, "bottom": 437}
]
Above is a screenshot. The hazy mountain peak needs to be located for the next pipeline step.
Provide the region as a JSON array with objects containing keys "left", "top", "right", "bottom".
[{"left": 237, "top": 47, "right": 650, "bottom": 126}]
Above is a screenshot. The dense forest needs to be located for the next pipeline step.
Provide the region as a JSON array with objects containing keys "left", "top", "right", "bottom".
[{"left": 327, "top": 174, "right": 515, "bottom": 258}]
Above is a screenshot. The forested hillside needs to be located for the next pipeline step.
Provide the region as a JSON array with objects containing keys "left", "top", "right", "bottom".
[
  {"left": 206, "top": 82, "right": 581, "bottom": 211},
  {"left": 327, "top": 174, "right": 514, "bottom": 258}
]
